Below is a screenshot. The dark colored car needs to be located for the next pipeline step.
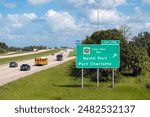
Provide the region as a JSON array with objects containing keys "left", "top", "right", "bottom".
[
  {"left": 9, "top": 62, "right": 18, "bottom": 68},
  {"left": 20, "top": 64, "right": 31, "bottom": 71},
  {"left": 56, "top": 54, "right": 63, "bottom": 61}
]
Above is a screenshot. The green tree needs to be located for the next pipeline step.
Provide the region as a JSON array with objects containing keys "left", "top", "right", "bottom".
[
  {"left": 0, "top": 42, "right": 8, "bottom": 54},
  {"left": 22, "top": 46, "right": 47, "bottom": 51},
  {"left": 132, "top": 32, "right": 150, "bottom": 56},
  {"left": 0, "top": 47, "right": 6, "bottom": 54},
  {"left": 0, "top": 42, "right": 8, "bottom": 50},
  {"left": 8, "top": 46, "right": 21, "bottom": 52},
  {"left": 119, "top": 24, "right": 131, "bottom": 40},
  {"left": 70, "top": 29, "right": 129, "bottom": 80},
  {"left": 126, "top": 43, "right": 150, "bottom": 75}
]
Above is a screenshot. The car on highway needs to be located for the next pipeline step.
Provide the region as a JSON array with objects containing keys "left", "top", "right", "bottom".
[
  {"left": 56, "top": 54, "right": 63, "bottom": 61},
  {"left": 20, "top": 64, "right": 31, "bottom": 71},
  {"left": 9, "top": 62, "right": 18, "bottom": 68}
]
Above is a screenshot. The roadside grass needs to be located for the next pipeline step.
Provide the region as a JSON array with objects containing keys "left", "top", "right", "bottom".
[
  {"left": 0, "top": 52, "right": 26, "bottom": 56},
  {"left": 0, "top": 59, "right": 150, "bottom": 100},
  {"left": 0, "top": 49, "right": 60, "bottom": 65},
  {"left": 68, "top": 50, "right": 76, "bottom": 57}
]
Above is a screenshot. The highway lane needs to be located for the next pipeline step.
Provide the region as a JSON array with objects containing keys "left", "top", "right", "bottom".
[
  {"left": 0, "top": 49, "right": 52, "bottom": 59},
  {"left": 0, "top": 49, "right": 75, "bottom": 86}
]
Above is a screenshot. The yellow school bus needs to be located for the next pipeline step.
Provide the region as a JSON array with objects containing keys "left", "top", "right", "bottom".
[{"left": 35, "top": 57, "right": 48, "bottom": 66}]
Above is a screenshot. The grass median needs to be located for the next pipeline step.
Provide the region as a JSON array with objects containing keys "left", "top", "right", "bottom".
[
  {"left": 0, "top": 49, "right": 60, "bottom": 65},
  {"left": 68, "top": 50, "right": 76, "bottom": 57},
  {"left": 0, "top": 52, "right": 25, "bottom": 56},
  {"left": 0, "top": 59, "right": 150, "bottom": 100}
]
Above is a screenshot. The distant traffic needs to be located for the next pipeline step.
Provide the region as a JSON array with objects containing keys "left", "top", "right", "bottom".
[{"left": 8, "top": 50, "right": 66, "bottom": 72}]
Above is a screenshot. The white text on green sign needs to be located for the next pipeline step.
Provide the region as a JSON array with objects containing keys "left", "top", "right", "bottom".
[{"left": 76, "top": 40, "right": 120, "bottom": 68}]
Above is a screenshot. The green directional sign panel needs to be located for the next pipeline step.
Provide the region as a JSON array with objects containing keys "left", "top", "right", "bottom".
[{"left": 76, "top": 40, "right": 120, "bottom": 68}]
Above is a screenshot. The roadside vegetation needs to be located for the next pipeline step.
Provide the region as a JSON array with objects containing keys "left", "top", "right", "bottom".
[
  {"left": 70, "top": 29, "right": 150, "bottom": 81},
  {"left": 68, "top": 50, "right": 76, "bottom": 57},
  {"left": 0, "top": 42, "right": 49, "bottom": 55},
  {"left": 0, "top": 52, "right": 26, "bottom": 56},
  {"left": 0, "top": 42, "right": 8, "bottom": 54},
  {"left": 0, "top": 49, "right": 60, "bottom": 65},
  {"left": 0, "top": 59, "right": 150, "bottom": 100}
]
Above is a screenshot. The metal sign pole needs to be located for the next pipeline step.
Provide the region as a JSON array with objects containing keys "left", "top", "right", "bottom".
[
  {"left": 97, "top": 1, "right": 100, "bottom": 31},
  {"left": 82, "top": 68, "right": 84, "bottom": 89},
  {"left": 97, "top": 68, "right": 99, "bottom": 87},
  {"left": 112, "top": 69, "right": 115, "bottom": 88}
]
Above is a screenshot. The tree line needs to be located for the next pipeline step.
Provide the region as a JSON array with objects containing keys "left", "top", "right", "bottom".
[{"left": 0, "top": 43, "right": 47, "bottom": 54}]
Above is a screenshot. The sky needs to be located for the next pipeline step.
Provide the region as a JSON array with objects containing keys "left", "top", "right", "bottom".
[{"left": 0, "top": 0, "right": 150, "bottom": 47}]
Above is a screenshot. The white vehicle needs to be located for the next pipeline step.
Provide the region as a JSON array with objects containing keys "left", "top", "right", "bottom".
[
  {"left": 61, "top": 50, "right": 63, "bottom": 55},
  {"left": 33, "top": 48, "right": 38, "bottom": 52}
]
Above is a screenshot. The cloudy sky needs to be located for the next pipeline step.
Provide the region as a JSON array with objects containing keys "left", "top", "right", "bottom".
[{"left": 0, "top": 0, "right": 150, "bottom": 47}]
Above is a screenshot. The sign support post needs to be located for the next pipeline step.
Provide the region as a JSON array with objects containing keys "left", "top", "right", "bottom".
[
  {"left": 112, "top": 69, "right": 115, "bottom": 88},
  {"left": 97, "top": 68, "right": 99, "bottom": 87},
  {"left": 82, "top": 68, "right": 84, "bottom": 89}
]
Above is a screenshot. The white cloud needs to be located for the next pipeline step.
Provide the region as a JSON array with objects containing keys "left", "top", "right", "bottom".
[
  {"left": 60, "top": 0, "right": 85, "bottom": 8},
  {"left": 142, "top": 0, "right": 150, "bottom": 5},
  {"left": 117, "top": 6, "right": 150, "bottom": 36},
  {"left": 88, "top": 9, "right": 123, "bottom": 24},
  {"left": 0, "top": 14, "right": 2, "bottom": 19},
  {"left": 128, "top": 22, "right": 150, "bottom": 36},
  {"left": 134, "top": 7, "right": 150, "bottom": 22},
  {"left": 3, "top": 2, "right": 16, "bottom": 8},
  {"left": 134, "top": 6, "right": 141, "bottom": 14},
  {"left": 116, "top": 0, "right": 126, "bottom": 5},
  {"left": 28, "top": 0, "right": 52, "bottom": 6},
  {"left": 88, "top": 0, "right": 95, "bottom": 4},
  {"left": 6, "top": 13, "right": 37, "bottom": 28},
  {"left": 44, "top": 9, "right": 94, "bottom": 44},
  {"left": 59, "top": 0, "right": 126, "bottom": 26},
  {"left": 61, "top": 0, "right": 126, "bottom": 10},
  {"left": 45, "top": 9, "right": 77, "bottom": 33},
  {"left": 94, "top": 0, "right": 126, "bottom": 9},
  {"left": 144, "top": 22, "right": 150, "bottom": 28},
  {"left": 0, "top": 13, "right": 37, "bottom": 44}
]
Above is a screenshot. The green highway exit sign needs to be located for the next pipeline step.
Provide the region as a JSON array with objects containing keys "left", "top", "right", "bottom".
[{"left": 76, "top": 40, "right": 120, "bottom": 68}]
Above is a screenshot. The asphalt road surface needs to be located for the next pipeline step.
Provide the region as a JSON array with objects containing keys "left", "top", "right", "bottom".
[
  {"left": 0, "top": 49, "right": 75, "bottom": 86},
  {"left": 0, "top": 49, "right": 51, "bottom": 59}
]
